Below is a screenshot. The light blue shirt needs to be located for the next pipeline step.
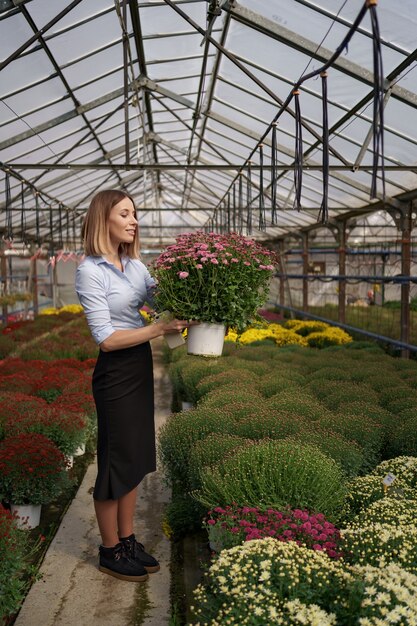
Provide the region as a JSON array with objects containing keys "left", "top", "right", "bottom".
[{"left": 75, "top": 256, "right": 156, "bottom": 345}]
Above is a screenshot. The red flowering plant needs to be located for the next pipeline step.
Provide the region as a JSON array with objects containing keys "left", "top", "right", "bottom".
[
  {"left": 2, "top": 404, "right": 88, "bottom": 457},
  {"left": 203, "top": 504, "right": 343, "bottom": 559},
  {"left": 0, "top": 433, "right": 71, "bottom": 505},
  {"left": 151, "top": 231, "right": 277, "bottom": 333},
  {"left": 34, "top": 367, "right": 87, "bottom": 403}
]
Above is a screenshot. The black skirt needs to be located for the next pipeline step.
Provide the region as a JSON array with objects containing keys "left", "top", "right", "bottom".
[{"left": 92, "top": 342, "right": 156, "bottom": 501}]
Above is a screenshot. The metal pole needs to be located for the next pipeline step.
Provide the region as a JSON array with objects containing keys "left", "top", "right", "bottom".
[
  {"left": 400, "top": 205, "right": 412, "bottom": 358},
  {"left": 338, "top": 222, "right": 347, "bottom": 324},
  {"left": 278, "top": 241, "right": 285, "bottom": 307},
  {"left": 0, "top": 254, "right": 8, "bottom": 325},
  {"left": 31, "top": 257, "right": 39, "bottom": 316},
  {"left": 302, "top": 232, "right": 309, "bottom": 312}
]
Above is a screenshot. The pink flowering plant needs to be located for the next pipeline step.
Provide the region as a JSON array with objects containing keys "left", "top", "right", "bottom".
[
  {"left": 151, "top": 231, "right": 277, "bottom": 332},
  {"left": 204, "top": 504, "right": 342, "bottom": 559}
]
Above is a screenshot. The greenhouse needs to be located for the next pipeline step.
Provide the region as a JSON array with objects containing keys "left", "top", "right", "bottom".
[{"left": 1, "top": 0, "right": 417, "bottom": 624}]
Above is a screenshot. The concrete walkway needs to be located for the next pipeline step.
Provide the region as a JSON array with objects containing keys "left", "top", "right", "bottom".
[{"left": 15, "top": 338, "right": 173, "bottom": 626}]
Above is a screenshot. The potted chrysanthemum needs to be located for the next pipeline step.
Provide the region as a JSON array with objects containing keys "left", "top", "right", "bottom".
[
  {"left": 151, "top": 231, "right": 277, "bottom": 356},
  {"left": 0, "top": 433, "right": 71, "bottom": 528}
]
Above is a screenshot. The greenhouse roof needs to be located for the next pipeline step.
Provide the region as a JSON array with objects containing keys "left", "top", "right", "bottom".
[{"left": 0, "top": 0, "right": 417, "bottom": 249}]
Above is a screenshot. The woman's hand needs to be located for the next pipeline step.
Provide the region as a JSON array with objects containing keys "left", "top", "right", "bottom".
[{"left": 158, "top": 318, "right": 199, "bottom": 335}]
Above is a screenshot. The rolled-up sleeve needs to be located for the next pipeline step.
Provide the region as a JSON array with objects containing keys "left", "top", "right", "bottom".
[
  {"left": 75, "top": 263, "right": 115, "bottom": 345},
  {"left": 143, "top": 265, "right": 157, "bottom": 309}
]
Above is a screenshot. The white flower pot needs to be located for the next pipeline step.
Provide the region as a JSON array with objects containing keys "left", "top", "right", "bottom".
[
  {"left": 74, "top": 443, "right": 86, "bottom": 457},
  {"left": 187, "top": 323, "right": 226, "bottom": 357},
  {"left": 10, "top": 503, "right": 42, "bottom": 529},
  {"left": 181, "top": 401, "right": 194, "bottom": 411}
]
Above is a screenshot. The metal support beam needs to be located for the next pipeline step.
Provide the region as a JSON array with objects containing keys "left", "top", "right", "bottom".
[
  {"left": 227, "top": 2, "right": 417, "bottom": 109},
  {"left": 337, "top": 222, "right": 347, "bottom": 324},
  {"left": 301, "top": 232, "right": 309, "bottom": 312},
  {"left": 0, "top": 0, "right": 83, "bottom": 70}
]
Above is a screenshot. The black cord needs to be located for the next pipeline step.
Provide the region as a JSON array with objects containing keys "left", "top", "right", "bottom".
[
  {"left": 258, "top": 144, "right": 266, "bottom": 231},
  {"left": 20, "top": 182, "right": 27, "bottom": 245},
  {"left": 271, "top": 123, "right": 278, "bottom": 225},
  {"left": 5, "top": 172, "right": 13, "bottom": 241},
  {"left": 318, "top": 72, "right": 329, "bottom": 224},
  {"left": 369, "top": 3, "right": 385, "bottom": 200},
  {"left": 246, "top": 161, "right": 252, "bottom": 235},
  {"left": 293, "top": 91, "right": 303, "bottom": 211}
]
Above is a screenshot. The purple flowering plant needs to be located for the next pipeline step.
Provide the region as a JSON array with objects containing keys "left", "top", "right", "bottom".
[
  {"left": 204, "top": 504, "right": 343, "bottom": 559},
  {"left": 151, "top": 231, "right": 277, "bottom": 332}
]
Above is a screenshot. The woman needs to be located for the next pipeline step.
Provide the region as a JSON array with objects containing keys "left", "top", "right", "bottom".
[{"left": 76, "top": 189, "right": 194, "bottom": 582}]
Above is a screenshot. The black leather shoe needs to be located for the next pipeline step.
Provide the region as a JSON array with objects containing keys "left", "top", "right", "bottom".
[
  {"left": 119, "top": 534, "right": 160, "bottom": 573},
  {"left": 99, "top": 542, "right": 148, "bottom": 582}
]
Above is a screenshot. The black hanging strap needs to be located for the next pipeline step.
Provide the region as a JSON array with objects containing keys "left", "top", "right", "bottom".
[
  {"left": 238, "top": 172, "right": 243, "bottom": 234},
  {"left": 5, "top": 172, "right": 13, "bottom": 241},
  {"left": 318, "top": 71, "right": 329, "bottom": 224},
  {"left": 49, "top": 203, "right": 55, "bottom": 257},
  {"left": 246, "top": 161, "right": 252, "bottom": 235},
  {"left": 35, "top": 191, "right": 41, "bottom": 246},
  {"left": 293, "top": 89, "right": 303, "bottom": 211},
  {"left": 20, "top": 182, "right": 27, "bottom": 244},
  {"left": 368, "top": 0, "right": 385, "bottom": 199},
  {"left": 226, "top": 191, "right": 231, "bottom": 233},
  {"left": 66, "top": 210, "right": 70, "bottom": 248},
  {"left": 271, "top": 122, "right": 279, "bottom": 225},
  {"left": 258, "top": 144, "right": 266, "bottom": 231},
  {"left": 232, "top": 182, "right": 237, "bottom": 232},
  {"left": 58, "top": 204, "right": 63, "bottom": 249}
]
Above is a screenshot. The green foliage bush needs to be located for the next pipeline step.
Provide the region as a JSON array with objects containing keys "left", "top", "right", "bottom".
[
  {"left": 188, "top": 433, "right": 254, "bottom": 490},
  {"left": 256, "top": 373, "right": 301, "bottom": 398},
  {"left": 171, "top": 357, "right": 227, "bottom": 404},
  {"left": 318, "top": 412, "right": 384, "bottom": 461},
  {"left": 198, "top": 384, "right": 262, "bottom": 410},
  {"left": 158, "top": 406, "right": 229, "bottom": 491},
  {"left": 267, "top": 393, "right": 329, "bottom": 422},
  {"left": 381, "top": 415, "right": 417, "bottom": 457},
  {"left": 195, "top": 369, "right": 256, "bottom": 400},
  {"left": 164, "top": 493, "right": 206, "bottom": 537},
  {"left": 385, "top": 396, "right": 417, "bottom": 414},
  {"left": 338, "top": 400, "right": 393, "bottom": 426},
  {"left": 307, "top": 380, "right": 379, "bottom": 412},
  {"left": 378, "top": 386, "right": 415, "bottom": 409},
  {"left": 292, "top": 426, "right": 367, "bottom": 477},
  {"left": 231, "top": 344, "right": 279, "bottom": 362},
  {"left": 308, "top": 367, "right": 353, "bottom": 382},
  {"left": 195, "top": 440, "right": 346, "bottom": 520},
  {"left": 227, "top": 408, "right": 307, "bottom": 441}
]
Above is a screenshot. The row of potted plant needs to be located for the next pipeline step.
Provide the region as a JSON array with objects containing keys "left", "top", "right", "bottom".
[
  {"left": 0, "top": 357, "right": 95, "bottom": 530},
  {"left": 0, "top": 333, "right": 97, "bottom": 622},
  {"left": 159, "top": 339, "right": 417, "bottom": 622},
  {"left": 0, "top": 307, "right": 87, "bottom": 359},
  {"left": 224, "top": 318, "right": 353, "bottom": 348}
]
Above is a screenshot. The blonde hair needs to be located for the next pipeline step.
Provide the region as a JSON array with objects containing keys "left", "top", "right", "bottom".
[{"left": 81, "top": 189, "right": 140, "bottom": 258}]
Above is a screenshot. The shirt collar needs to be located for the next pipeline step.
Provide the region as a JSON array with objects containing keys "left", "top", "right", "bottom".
[{"left": 93, "top": 255, "right": 131, "bottom": 269}]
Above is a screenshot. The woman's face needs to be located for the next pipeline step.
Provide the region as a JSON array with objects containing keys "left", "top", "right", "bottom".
[{"left": 107, "top": 197, "right": 138, "bottom": 247}]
